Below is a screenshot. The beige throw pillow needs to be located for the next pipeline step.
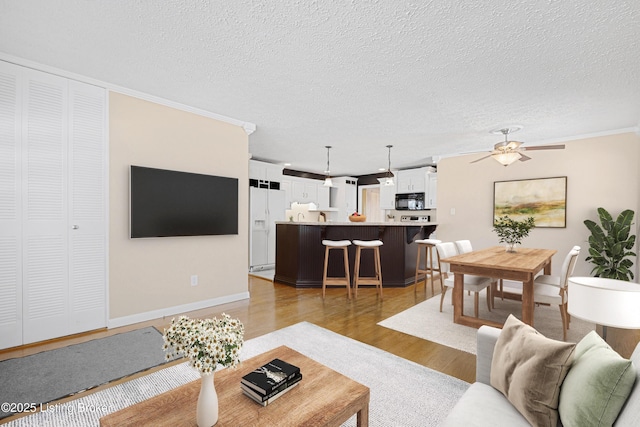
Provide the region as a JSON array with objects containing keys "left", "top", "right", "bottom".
[{"left": 490, "top": 315, "right": 576, "bottom": 427}]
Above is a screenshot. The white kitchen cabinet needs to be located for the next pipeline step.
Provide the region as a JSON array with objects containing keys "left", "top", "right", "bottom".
[
  {"left": 282, "top": 177, "right": 330, "bottom": 208},
  {"left": 330, "top": 177, "right": 358, "bottom": 221},
  {"left": 396, "top": 168, "right": 426, "bottom": 193},
  {"left": 317, "top": 185, "right": 330, "bottom": 210},
  {"left": 249, "top": 160, "right": 283, "bottom": 182},
  {"left": 426, "top": 172, "right": 437, "bottom": 208},
  {"left": 292, "top": 180, "right": 318, "bottom": 204},
  {"left": 378, "top": 178, "right": 396, "bottom": 210}
]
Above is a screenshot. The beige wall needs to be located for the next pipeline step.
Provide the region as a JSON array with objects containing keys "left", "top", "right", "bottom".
[
  {"left": 109, "top": 92, "right": 249, "bottom": 322},
  {"left": 436, "top": 132, "right": 640, "bottom": 277}
]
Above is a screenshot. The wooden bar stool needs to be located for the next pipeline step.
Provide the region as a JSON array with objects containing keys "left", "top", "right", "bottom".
[
  {"left": 414, "top": 238, "right": 442, "bottom": 294},
  {"left": 321, "top": 240, "right": 352, "bottom": 299},
  {"left": 352, "top": 239, "right": 383, "bottom": 299}
]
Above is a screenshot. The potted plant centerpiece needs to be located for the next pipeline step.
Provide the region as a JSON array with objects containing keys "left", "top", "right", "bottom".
[
  {"left": 163, "top": 313, "right": 244, "bottom": 427},
  {"left": 584, "top": 207, "right": 636, "bottom": 281},
  {"left": 492, "top": 215, "right": 535, "bottom": 253}
]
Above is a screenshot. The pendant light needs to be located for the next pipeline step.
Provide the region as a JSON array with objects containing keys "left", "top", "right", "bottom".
[
  {"left": 384, "top": 145, "right": 395, "bottom": 186},
  {"left": 323, "top": 146, "right": 333, "bottom": 187}
]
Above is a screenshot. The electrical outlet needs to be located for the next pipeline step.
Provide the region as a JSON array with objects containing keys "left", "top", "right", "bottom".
[
  {"left": 450, "top": 207, "right": 456, "bottom": 216},
  {"left": 191, "top": 275, "right": 198, "bottom": 286}
]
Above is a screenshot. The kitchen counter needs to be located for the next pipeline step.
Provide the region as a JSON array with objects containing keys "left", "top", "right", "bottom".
[
  {"left": 274, "top": 222, "right": 437, "bottom": 288},
  {"left": 275, "top": 221, "right": 437, "bottom": 226}
]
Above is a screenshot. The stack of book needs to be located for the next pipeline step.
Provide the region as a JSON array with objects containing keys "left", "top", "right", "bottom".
[{"left": 241, "top": 358, "right": 302, "bottom": 406}]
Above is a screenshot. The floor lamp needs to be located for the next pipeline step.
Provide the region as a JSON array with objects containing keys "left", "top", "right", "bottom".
[{"left": 568, "top": 276, "right": 640, "bottom": 341}]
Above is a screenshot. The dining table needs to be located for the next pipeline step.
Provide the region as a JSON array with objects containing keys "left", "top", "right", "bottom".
[{"left": 441, "top": 246, "right": 557, "bottom": 329}]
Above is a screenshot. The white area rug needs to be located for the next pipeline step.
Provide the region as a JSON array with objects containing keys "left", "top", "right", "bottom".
[
  {"left": 378, "top": 286, "right": 595, "bottom": 354},
  {"left": 6, "top": 322, "right": 468, "bottom": 427}
]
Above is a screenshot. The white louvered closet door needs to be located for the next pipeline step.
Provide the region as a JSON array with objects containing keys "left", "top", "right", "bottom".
[
  {"left": 67, "top": 80, "right": 107, "bottom": 335},
  {"left": 22, "top": 68, "right": 70, "bottom": 344},
  {"left": 0, "top": 62, "right": 22, "bottom": 349},
  {"left": 0, "top": 61, "right": 107, "bottom": 348}
]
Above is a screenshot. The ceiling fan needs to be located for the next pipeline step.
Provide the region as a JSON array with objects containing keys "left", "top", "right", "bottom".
[{"left": 471, "top": 127, "right": 565, "bottom": 166}]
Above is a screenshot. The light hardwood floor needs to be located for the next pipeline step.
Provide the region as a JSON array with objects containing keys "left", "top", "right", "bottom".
[
  {"left": 2, "top": 274, "right": 638, "bottom": 425},
  {"left": 0, "top": 275, "right": 475, "bottom": 379}
]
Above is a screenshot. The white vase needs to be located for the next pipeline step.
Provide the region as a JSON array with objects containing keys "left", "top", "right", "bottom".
[{"left": 197, "top": 372, "right": 219, "bottom": 427}]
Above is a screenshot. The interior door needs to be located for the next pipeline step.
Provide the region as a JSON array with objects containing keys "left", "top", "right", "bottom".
[
  {"left": 67, "top": 80, "right": 107, "bottom": 335},
  {"left": 0, "top": 63, "right": 107, "bottom": 349},
  {"left": 0, "top": 62, "right": 23, "bottom": 349},
  {"left": 22, "top": 69, "right": 70, "bottom": 344}
]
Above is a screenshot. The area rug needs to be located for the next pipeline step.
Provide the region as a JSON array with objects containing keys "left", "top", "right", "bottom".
[
  {"left": 0, "top": 327, "right": 174, "bottom": 419},
  {"left": 378, "top": 286, "right": 595, "bottom": 354},
  {"left": 4, "top": 322, "right": 469, "bottom": 427}
]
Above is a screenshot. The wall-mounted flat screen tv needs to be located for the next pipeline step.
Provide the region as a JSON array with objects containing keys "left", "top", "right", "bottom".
[{"left": 130, "top": 165, "right": 238, "bottom": 238}]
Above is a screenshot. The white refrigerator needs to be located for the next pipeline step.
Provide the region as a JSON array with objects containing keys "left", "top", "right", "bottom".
[{"left": 250, "top": 187, "right": 285, "bottom": 271}]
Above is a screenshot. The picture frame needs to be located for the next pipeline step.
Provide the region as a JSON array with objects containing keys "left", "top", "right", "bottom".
[{"left": 493, "top": 176, "right": 567, "bottom": 228}]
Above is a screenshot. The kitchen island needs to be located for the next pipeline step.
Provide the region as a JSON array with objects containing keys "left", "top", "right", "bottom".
[{"left": 274, "top": 221, "right": 437, "bottom": 288}]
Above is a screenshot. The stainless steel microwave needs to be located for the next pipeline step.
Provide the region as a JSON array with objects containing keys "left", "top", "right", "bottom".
[{"left": 395, "top": 192, "right": 425, "bottom": 210}]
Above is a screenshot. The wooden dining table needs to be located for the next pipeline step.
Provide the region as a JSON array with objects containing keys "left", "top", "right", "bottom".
[{"left": 441, "top": 246, "right": 557, "bottom": 329}]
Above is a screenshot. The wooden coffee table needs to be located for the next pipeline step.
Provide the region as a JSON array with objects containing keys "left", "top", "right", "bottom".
[{"left": 100, "top": 345, "right": 370, "bottom": 426}]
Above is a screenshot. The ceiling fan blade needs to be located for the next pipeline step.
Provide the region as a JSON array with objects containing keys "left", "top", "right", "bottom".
[
  {"left": 520, "top": 144, "right": 565, "bottom": 151},
  {"left": 518, "top": 153, "right": 532, "bottom": 162},
  {"left": 470, "top": 154, "right": 493, "bottom": 164}
]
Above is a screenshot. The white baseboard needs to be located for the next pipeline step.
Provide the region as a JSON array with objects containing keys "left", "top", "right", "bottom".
[{"left": 107, "top": 292, "right": 250, "bottom": 329}]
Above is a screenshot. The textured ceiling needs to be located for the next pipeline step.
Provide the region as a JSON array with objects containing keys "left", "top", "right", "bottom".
[{"left": 1, "top": 0, "right": 638, "bottom": 176}]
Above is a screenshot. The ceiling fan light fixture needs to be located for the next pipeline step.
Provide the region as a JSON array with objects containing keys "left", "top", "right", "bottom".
[
  {"left": 492, "top": 127, "right": 523, "bottom": 166},
  {"left": 493, "top": 151, "right": 522, "bottom": 166}
]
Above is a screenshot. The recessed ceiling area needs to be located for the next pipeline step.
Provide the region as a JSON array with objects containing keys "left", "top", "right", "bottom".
[{"left": 1, "top": 1, "right": 638, "bottom": 176}]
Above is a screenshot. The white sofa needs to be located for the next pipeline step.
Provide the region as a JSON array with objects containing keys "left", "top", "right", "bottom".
[{"left": 442, "top": 325, "right": 640, "bottom": 426}]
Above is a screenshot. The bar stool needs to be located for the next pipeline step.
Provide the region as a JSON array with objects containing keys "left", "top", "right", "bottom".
[
  {"left": 414, "top": 238, "right": 442, "bottom": 294},
  {"left": 321, "top": 240, "right": 352, "bottom": 299},
  {"left": 352, "top": 240, "right": 383, "bottom": 299}
]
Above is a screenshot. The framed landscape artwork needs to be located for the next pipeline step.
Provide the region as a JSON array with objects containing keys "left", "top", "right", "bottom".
[{"left": 493, "top": 176, "right": 567, "bottom": 228}]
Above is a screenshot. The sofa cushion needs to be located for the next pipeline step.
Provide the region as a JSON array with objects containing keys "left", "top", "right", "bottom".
[
  {"left": 441, "top": 382, "right": 531, "bottom": 427},
  {"left": 614, "top": 342, "right": 640, "bottom": 426},
  {"left": 559, "top": 330, "right": 636, "bottom": 427},
  {"left": 490, "top": 315, "right": 576, "bottom": 427}
]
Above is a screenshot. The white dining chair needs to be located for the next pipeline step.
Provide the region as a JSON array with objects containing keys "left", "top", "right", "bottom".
[
  {"left": 455, "top": 239, "right": 503, "bottom": 304},
  {"left": 533, "top": 246, "right": 581, "bottom": 341},
  {"left": 454, "top": 240, "right": 473, "bottom": 254},
  {"left": 436, "top": 242, "right": 494, "bottom": 318}
]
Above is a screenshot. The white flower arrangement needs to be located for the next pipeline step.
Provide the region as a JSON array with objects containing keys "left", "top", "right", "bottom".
[{"left": 162, "top": 313, "right": 244, "bottom": 375}]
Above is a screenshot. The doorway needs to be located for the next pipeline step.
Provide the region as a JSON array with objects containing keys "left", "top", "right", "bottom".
[{"left": 359, "top": 185, "right": 383, "bottom": 222}]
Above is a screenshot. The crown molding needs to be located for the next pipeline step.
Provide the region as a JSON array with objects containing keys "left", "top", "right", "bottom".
[
  {"left": 0, "top": 52, "right": 257, "bottom": 135},
  {"left": 530, "top": 127, "right": 639, "bottom": 146}
]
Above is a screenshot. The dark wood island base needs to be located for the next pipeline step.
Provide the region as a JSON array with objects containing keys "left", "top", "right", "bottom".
[{"left": 275, "top": 222, "right": 437, "bottom": 288}]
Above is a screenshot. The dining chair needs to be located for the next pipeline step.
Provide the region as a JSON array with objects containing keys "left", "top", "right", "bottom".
[
  {"left": 436, "top": 242, "right": 494, "bottom": 318},
  {"left": 455, "top": 239, "right": 503, "bottom": 304},
  {"left": 454, "top": 240, "right": 473, "bottom": 254},
  {"left": 533, "top": 245, "right": 581, "bottom": 341}
]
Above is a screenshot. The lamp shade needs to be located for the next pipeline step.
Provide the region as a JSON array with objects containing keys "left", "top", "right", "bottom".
[
  {"left": 568, "top": 276, "right": 640, "bottom": 329},
  {"left": 493, "top": 151, "right": 521, "bottom": 166}
]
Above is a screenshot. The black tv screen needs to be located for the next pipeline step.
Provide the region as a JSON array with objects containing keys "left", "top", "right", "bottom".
[{"left": 130, "top": 166, "right": 238, "bottom": 238}]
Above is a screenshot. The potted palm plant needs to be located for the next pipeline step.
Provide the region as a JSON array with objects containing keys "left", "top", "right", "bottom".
[
  {"left": 493, "top": 216, "right": 536, "bottom": 252},
  {"left": 584, "top": 207, "right": 636, "bottom": 281}
]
